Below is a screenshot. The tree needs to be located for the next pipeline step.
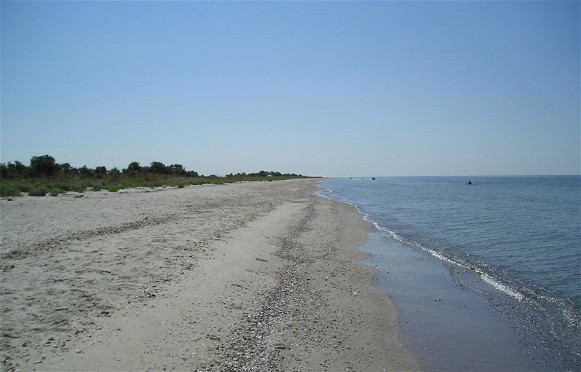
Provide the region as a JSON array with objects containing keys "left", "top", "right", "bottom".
[
  {"left": 0, "top": 163, "right": 7, "bottom": 179},
  {"left": 30, "top": 155, "right": 58, "bottom": 177},
  {"left": 149, "top": 161, "right": 168, "bottom": 174},
  {"left": 95, "top": 166, "right": 107, "bottom": 178},
  {"left": 78, "top": 165, "right": 93, "bottom": 177},
  {"left": 124, "top": 161, "right": 142, "bottom": 175},
  {"left": 13, "top": 161, "right": 28, "bottom": 177},
  {"left": 0, "top": 161, "right": 28, "bottom": 179},
  {"left": 168, "top": 164, "right": 186, "bottom": 176},
  {"left": 60, "top": 163, "right": 72, "bottom": 174}
]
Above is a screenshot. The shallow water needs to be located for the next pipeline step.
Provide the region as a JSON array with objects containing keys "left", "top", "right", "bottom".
[
  {"left": 320, "top": 176, "right": 581, "bottom": 370},
  {"left": 361, "top": 232, "right": 538, "bottom": 371}
]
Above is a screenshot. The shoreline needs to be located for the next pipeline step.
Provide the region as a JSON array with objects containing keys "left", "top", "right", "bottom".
[
  {"left": 321, "top": 177, "right": 580, "bottom": 371},
  {"left": 360, "top": 232, "right": 540, "bottom": 371},
  {"left": 1, "top": 179, "right": 418, "bottom": 371}
]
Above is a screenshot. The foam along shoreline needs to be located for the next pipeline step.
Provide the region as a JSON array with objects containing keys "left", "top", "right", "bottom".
[
  {"left": 360, "top": 231, "right": 540, "bottom": 371},
  {"left": 0, "top": 179, "right": 418, "bottom": 371}
]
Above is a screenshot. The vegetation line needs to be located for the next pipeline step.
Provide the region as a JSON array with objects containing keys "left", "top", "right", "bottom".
[{"left": 0, "top": 155, "right": 311, "bottom": 197}]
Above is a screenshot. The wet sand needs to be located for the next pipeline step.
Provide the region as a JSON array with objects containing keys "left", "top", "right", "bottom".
[
  {"left": 360, "top": 232, "right": 539, "bottom": 371},
  {"left": 0, "top": 179, "right": 418, "bottom": 371}
]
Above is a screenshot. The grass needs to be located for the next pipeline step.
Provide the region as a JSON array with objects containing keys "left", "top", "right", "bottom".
[{"left": 0, "top": 174, "right": 311, "bottom": 197}]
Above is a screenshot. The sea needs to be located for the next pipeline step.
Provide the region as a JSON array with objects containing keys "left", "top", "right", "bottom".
[{"left": 319, "top": 176, "right": 580, "bottom": 371}]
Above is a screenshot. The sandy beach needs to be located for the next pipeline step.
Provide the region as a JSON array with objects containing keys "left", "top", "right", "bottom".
[{"left": 1, "top": 179, "right": 418, "bottom": 371}]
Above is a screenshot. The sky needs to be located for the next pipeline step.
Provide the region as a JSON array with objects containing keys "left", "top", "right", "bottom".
[{"left": 1, "top": 1, "right": 579, "bottom": 177}]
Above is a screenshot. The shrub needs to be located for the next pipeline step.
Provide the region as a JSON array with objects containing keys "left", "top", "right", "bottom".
[
  {"left": 53, "top": 183, "right": 71, "bottom": 192},
  {"left": 0, "top": 184, "right": 22, "bottom": 197},
  {"left": 29, "top": 188, "right": 48, "bottom": 197},
  {"left": 106, "top": 184, "right": 120, "bottom": 192},
  {"left": 16, "top": 182, "right": 32, "bottom": 193}
]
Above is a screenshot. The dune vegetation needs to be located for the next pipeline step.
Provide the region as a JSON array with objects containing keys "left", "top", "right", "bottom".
[{"left": 0, "top": 155, "right": 309, "bottom": 197}]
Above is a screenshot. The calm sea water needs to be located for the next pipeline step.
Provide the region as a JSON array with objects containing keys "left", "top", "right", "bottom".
[{"left": 320, "top": 176, "right": 580, "bottom": 369}]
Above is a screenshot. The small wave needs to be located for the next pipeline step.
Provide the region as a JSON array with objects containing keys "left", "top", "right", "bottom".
[
  {"left": 425, "top": 247, "right": 464, "bottom": 267},
  {"left": 373, "top": 218, "right": 526, "bottom": 301},
  {"left": 315, "top": 188, "right": 335, "bottom": 201},
  {"left": 318, "top": 186, "right": 526, "bottom": 302},
  {"left": 479, "top": 273, "right": 525, "bottom": 301},
  {"left": 373, "top": 222, "right": 465, "bottom": 268}
]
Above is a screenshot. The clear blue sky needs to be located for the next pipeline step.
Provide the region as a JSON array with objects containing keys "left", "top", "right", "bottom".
[{"left": 1, "top": 1, "right": 579, "bottom": 177}]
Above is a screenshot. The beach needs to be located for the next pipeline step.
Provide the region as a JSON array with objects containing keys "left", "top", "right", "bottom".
[
  {"left": 0, "top": 179, "right": 418, "bottom": 371},
  {"left": 320, "top": 177, "right": 580, "bottom": 371}
]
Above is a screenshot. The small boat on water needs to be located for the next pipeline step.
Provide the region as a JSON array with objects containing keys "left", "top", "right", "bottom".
[{"left": 372, "top": 177, "right": 376, "bottom": 180}]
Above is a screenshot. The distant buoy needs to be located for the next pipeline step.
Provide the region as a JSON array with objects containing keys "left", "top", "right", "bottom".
[{"left": 466, "top": 180, "right": 472, "bottom": 185}]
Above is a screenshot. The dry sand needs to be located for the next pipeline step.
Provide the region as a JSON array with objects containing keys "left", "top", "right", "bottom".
[{"left": 0, "top": 179, "right": 419, "bottom": 371}]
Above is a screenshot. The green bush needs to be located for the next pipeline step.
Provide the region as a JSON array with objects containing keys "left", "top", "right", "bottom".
[
  {"left": 0, "top": 184, "right": 22, "bottom": 197},
  {"left": 55, "top": 188, "right": 67, "bottom": 195},
  {"left": 29, "top": 188, "right": 48, "bottom": 197},
  {"left": 53, "top": 183, "right": 71, "bottom": 192},
  {"left": 106, "top": 184, "right": 120, "bottom": 192},
  {"left": 1, "top": 157, "right": 311, "bottom": 198},
  {"left": 16, "top": 182, "right": 32, "bottom": 193}
]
